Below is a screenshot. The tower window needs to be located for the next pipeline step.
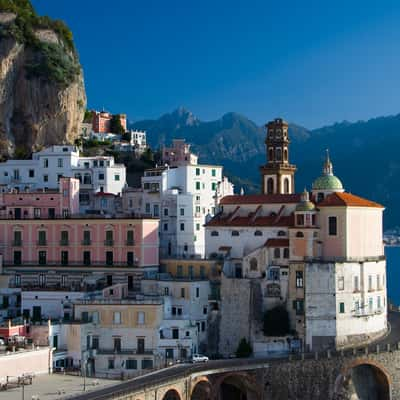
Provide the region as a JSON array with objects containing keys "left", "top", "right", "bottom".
[
  {"left": 254, "top": 230, "right": 263, "bottom": 236},
  {"left": 284, "top": 178, "right": 290, "bottom": 194},
  {"left": 268, "top": 148, "right": 273, "bottom": 161},
  {"left": 284, "top": 148, "right": 288, "bottom": 161},
  {"left": 317, "top": 193, "right": 324, "bottom": 202},
  {"left": 267, "top": 178, "right": 274, "bottom": 194},
  {"left": 276, "top": 148, "right": 282, "bottom": 161},
  {"left": 328, "top": 216, "right": 337, "bottom": 236}
]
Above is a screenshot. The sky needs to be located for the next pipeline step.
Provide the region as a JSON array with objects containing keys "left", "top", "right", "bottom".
[{"left": 31, "top": 0, "right": 400, "bottom": 129}]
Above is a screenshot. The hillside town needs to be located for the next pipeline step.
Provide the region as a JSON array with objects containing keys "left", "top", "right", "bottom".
[{"left": 0, "top": 115, "right": 388, "bottom": 388}]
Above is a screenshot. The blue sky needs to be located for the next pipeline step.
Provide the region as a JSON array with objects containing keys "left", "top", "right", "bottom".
[{"left": 32, "top": 0, "right": 400, "bottom": 128}]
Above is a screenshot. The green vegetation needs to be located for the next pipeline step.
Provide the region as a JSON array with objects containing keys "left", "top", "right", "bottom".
[
  {"left": 83, "top": 109, "right": 94, "bottom": 123},
  {"left": 110, "top": 114, "right": 125, "bottom": 135},
  {"left": 0, "top": 0, "right": 80, "bottom": 86},
  {"left": 235, "top": 338, "right": 252, "bottom": 358},
  {"left": 263, "top": 306, "right": 291, "bottom": 336}
]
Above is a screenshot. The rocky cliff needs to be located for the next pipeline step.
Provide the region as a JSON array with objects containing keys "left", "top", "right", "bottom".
[{"left": 0, "top": 6, "right": 86, "bottom": 158}]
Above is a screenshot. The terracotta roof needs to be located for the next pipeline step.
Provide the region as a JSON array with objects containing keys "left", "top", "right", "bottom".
[
  {"left": 265, "top": 238, "right": 289, "bottom": 247},
  {"left": 206, "top": 214, "right": 294, "bottom": 227},
  {"left": 318, "top": 192, "right": 384, "bottom": 208},
  {"left": 95, "top": 192, "right": 115, "bottom": 197},
  {"left": 219, "top": 194, "right": 302, "bottom": 205}
]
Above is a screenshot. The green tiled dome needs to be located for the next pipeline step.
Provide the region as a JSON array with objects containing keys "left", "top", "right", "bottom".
[
  {"left": 296, "top": 201, "right": 315, "bottom": 212},
  {"left": 312, "top": 175, "right": 343, "bottom": 191}
]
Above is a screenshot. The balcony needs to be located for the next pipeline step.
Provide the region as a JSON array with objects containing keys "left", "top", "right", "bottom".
[
  {"left": 12, "top": 240, "right": 22, "bottom": 247},
  {"left": 81, "top": 240, "right": 92, "bottom": 245},
  {"left": 37, "top": 240, "right": 47, "bottom": 246},
  {"left": 125, "top": 240, "right": 135, "bottom": 246},
  {"left": 104, "top": 240, "right": 114, "bottom": 246},
  {"left": 60, "top": 240, "right": 69, "bottom": 246},
  {"left": 96, "top": 348, "right": 154, "bottom": 355}
]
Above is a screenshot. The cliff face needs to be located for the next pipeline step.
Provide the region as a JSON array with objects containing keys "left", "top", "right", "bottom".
[{"left": 0, "top": 12, "right": 86, "bottom": 157}]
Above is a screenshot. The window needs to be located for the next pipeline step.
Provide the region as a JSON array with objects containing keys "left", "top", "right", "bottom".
[
  {"left": 114, "top": 174, "right": 120, "bottom": 181},
  {"left": 196, "top": 182, "right": 201, "bottom": 190},
  {"left": 296, "top": 271, "right": 303, "bottom": 288},
  {"left": 250, "top": 258, "right": 258, "bottom": 271},
  {"left": 196, "top": 168, "right": 200, "bottom": 176},
  {"left": 113, "top": 312, "right": 121, "bottom": 324},
  {"left": 369, "top": 297, "right": 373, "bottom": 312},
  {"left": 254, "top": 230, "right": 263, "bottom": 236},
  {"left": 196, "top": 223, "right": 200, "bottom": 231},
  {"left": 212, "top": 169, "right": 216, "bottom": 177},
  {"left": 328, "top": 216, "right": 337, "bottom": 236},
  {"left": 354, "top": 276, "right": 359, "bottom": 292},
  {"left": 83, "top": 251, "right": 91, "bottom": 266},
  {"left": 180, "top": 223, "right": 185, "bottom": 231},
  {"left": 181, "top": 288, "right": 185, "bottom": 298},
  {"left": 13, "top": 231, "right": 22, "bottom": 246},
  {"left": 127, "top": 252, "right": 134, "bottom": 266},
  {"left": 211, "top": 231, "right": 219, "bottom": 237},
  {"left": 203, "top": 306, "right": 208, "bottom": 315},
  {"left": 57, "top": 158, "right": 63, "bottom": 168},
  {"left": 177, "top": 265, "right": 183, "bottom": 277},
  {"left": 283, "top": 248, "right": 290, "bottom": 258},
  {"left": 267, "top": 178, "right": 274, "bottom": 194},
  {"left": 296, "top": 214, "right": 305, "bottom": 225},
  {"left": 38, "top": 230, "right": 46, "bottom": 245},
  {"left": 28, "top": 169, "right": 35, "bottom": 178},
  {"left": 105, "top": 230, "right": 113, "bottom": 245},
  {"left": 99, "top": 160, "right": 104, "bottom": 167},
  {"left": 137, "top": 311, "right": 145, "bottom": 325},
  {"left": 164, "top": 208, "right": 169, "bottom": 216},
  {"left": 278, "top": 230, "right": 286, "bottom": 236},
  {"left": 339, "top": 302, "right": 345, "bottom": 314},
  {"left": 43, "top": 159, "right": 48, "bottom": 168},
  {"left": 368, "top": 275, "right": 373, "bottom": 291},
  {"left": 172, "top": 328, "right": 179, "bottom": 339},
  {"left": 92, "top": 336, "right": 99, "bottom": 349},
  {"left": 106, "top": 251, "right": 113, "bottom": 266},
  {"left": 267, "top": 267, "right": 280, "bottom": 281},
  {"left": 98, "top": 173, "right": 104, "bottom": 180},
  {"left": 108, "top": 359, "right": 114, "bottom": 369},
  {"left": 38, "top": 251, "right": 46, "bottom": 265},
  {"left": 284, "top": 178, "right": 289, "bottom": 193},
  {"left": 196, "top": 287, "right": 200, "bottom": 297},
  {"left": 61, "top": 230, "right": 69, "bottom": 245},
  {"left": 377, "top": 296, "right": 382, "bottom": 310},
  {"left": 354, "top": 300, "right": 360, "bottom": 314},
  {"left": 13, "top": 251, "right": 21, "bottom": 265},
  {"left": 212, "top": 182, "right": 217, "bottom": 191},
  {"left": 145, "top": 203, "right": 150, "bottom": 213},
  {"left": 377, "top": 275, "right": 381, "bottom": 290},
  {"left": 274, "top": 248, "right": 280, "bottom": 258},
  {"left": 126, "top": 359, "right": 137, "bottom": 370},
  {"left": 338, "top": 276, "right": 344, "bottom": 290},
  {"left": 39, "top": 273, "right": 46, "bottom": 287},
  {"left": 61, "top": 275, "right": 67, "bottom": 287},
  {"left": 296, "top": 231, "right": 304, "bottom": 238},
  {"left": 57, "top": 174, "right": 63, "bottom": 182},
  {"left": 180, "top": 208, "right": 185, "bottom": 216},
  {"left": 141, "top": 359, "right": 153, "bottom": 369},
  {"left": 293, "top": 300, "right": 304, "bottom": 315},
  {"left": 164, "top": 223, "right": 168, "bottom": 232},
  {"left": 232, "top": 231, "right": 239, "bottom": 237},
  {"left": 201, "top": 321, "right": 206, "bottom": 331},
  {"left": 61, "top": 251, "right": 68, "bottom": 265}
]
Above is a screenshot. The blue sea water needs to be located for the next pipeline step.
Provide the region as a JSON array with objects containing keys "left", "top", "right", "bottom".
[{"left": 386, "top": 246, "right": 400, "bottom": 306}]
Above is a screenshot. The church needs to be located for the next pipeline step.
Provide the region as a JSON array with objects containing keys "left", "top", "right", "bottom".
[{"left": 205, "top": 118, "right": 387, "bottom": 352}]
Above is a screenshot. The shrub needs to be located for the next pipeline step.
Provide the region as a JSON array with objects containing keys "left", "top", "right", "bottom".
[
  {"left": 235, "top": 338, "right": 252, "bottom": 358},
  {"left": 263, "top": 305, "right": 291, "bottom": 336}
]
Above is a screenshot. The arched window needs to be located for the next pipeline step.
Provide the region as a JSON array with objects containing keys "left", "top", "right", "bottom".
[
  {"left": 268, "top": 148, "right": 274, "bottom": 161},
  {"left": 274, "top": 248, "right": 280, "bottom": 258},
  {"left": 250, "top": 258, "right": 258, "bottom": 271},
  {"left": 254, "top": 230, "right": 263, "bottom": 236},
  {"left": 232, "top": 231, "right": 239, "bottom": 237},
  {"left": 276, "top": 148, "right": 282, "bottom": 161},
  {"left": 83, "top": 173, "right": 92, "bottom": 185},
  {"left": 283, "top": 248, "right": 290, "bottom": 258},
  {"left": 317, "top": 192, "right": 324, "bottom": 202},
  {"left": 284, "top": 148, "right": 288, "bottom": 161},
  {"left": 296, "top": 231, "right": 304, "bottom": 238},
  {"left": 284, "top": 178, "right": 290, "bottom": 194},
  {"left": 277, "top": 230, "right": 286, "bottom": 236},
  {"left": 211, "top": 231, "right": 219, "bottom": 237},
  {"left": 267, "top": 178, "right": 274, "bottom": 194}
]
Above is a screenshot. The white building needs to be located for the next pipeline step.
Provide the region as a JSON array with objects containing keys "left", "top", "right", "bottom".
[
  {"left": 0, "top": 145, "right": 126, "bottom": 209},
  {"left": 123, "top": 157, "right": 233, "bottom": 258}
]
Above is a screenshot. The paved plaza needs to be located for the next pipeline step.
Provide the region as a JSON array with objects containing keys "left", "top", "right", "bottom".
[{"left": 0, "top": 374, "right": 118, "bottom": 400}]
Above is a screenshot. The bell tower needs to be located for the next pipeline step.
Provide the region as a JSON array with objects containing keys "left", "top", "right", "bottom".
[{"left": 260, "top": 118, "right": 297, "bottom": 194}]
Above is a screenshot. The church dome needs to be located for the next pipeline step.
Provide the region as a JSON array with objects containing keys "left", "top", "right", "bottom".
[
  {"left": 312, "top": 150, "right": 344, "bottom": 191},
  {"left": 296, "top": 200, "right": 316, "bottom": 212},
  {"left": 312, "top": 174, "right": 343, "bottom": 191}
]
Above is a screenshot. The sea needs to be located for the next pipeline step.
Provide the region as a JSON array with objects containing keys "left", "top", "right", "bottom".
[{"left": 386, "top": 246, "right": 400, "bottom": 306}]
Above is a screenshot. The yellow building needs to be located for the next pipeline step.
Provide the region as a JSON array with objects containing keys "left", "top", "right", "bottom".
[{"left": 160, "top": 258, "right": 221, "bottom": 280}]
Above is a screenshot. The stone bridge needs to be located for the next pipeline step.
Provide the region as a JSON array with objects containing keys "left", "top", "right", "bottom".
[{"left": 69, "top": 341, "right": 400, "bottom": 400}]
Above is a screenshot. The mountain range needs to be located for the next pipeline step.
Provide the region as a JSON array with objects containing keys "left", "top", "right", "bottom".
[{"left": 130, "top": 107, "right": 400, "bottom": 230}]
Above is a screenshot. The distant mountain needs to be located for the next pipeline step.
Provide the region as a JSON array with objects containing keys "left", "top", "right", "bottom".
[{"left": 130, "top": 109, "right": 400, "bottom": 229}]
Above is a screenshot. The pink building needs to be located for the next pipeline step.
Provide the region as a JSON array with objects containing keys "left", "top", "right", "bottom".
[
  {"left": 0, "top": 177, "right": 80, "bottom": 219},
  {"left": 92, "top": 111, "right": 127, "bottom": 133},
  {"left": 162, "top": 139, "right": 198, "bottom": 167}
]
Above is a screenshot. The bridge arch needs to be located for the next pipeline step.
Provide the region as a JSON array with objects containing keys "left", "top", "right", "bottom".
[
  {"left": 190, "top": 376, "right": 213, "bottom": 400},
  {"left": 161, "top": 388, "right": 182, "bottom": 400},
  {"left": 334, "top": 359, "right": 392, "bottom": 400},
  {"left": 212, "top": 372, "right": 260, "bottom": 400}
]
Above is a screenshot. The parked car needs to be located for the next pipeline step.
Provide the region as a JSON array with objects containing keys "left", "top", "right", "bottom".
[{"left": 192, "top": 354, "right": 209, "bottom": 363}]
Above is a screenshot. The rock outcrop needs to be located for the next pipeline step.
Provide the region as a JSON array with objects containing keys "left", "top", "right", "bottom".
[{"left": 0, "top": 10, "right": 86, "bottom": 157}]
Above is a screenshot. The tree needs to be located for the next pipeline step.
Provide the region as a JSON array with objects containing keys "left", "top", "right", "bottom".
[
  {"left": 110, "top": 114, "right": 125, "bottom": 134},
  {"left": 122, "top": 131, "right": 131, "bottom": 142},
  {"left": 235, "top": 338, "right": 252, "bottom": 358},
  {"left": 263, "top": 305, "right": 290, "bottom": 336}
]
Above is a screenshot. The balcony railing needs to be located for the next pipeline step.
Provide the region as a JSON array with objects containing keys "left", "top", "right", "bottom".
[
  {"left": 104, "top": 240, "right": 114, "bottom": 246},
  {"left": 125, "top": 240, "right": 135, "bottom": 246},
  {"left": 60, "top": 240, "right": 69, "bottom": 246},
  {"left": 37, "top": 240, "right": 47, "bottom": 246},
  {"left": 12, "top": 240, "right": 22, "bottom": 247},
  {"left": 96, "top": 348, "right": 154, "bottom": 355},
  {"left": 81, "top": 240, "right": 92, "bottom": 245}
]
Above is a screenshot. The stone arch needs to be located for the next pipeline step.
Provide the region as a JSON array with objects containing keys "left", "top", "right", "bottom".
[
  {"left": 334, "top": 359, "right": 391, "bottom": 400},
  {"left": 212, "top": 372, "right": 261, "bottom": 400},
  {"left": 190, "top": 376, "right": 212, "bottom": 399},
  {"left": 161, "top": 388, "right": 182, "bottom": 400}
]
